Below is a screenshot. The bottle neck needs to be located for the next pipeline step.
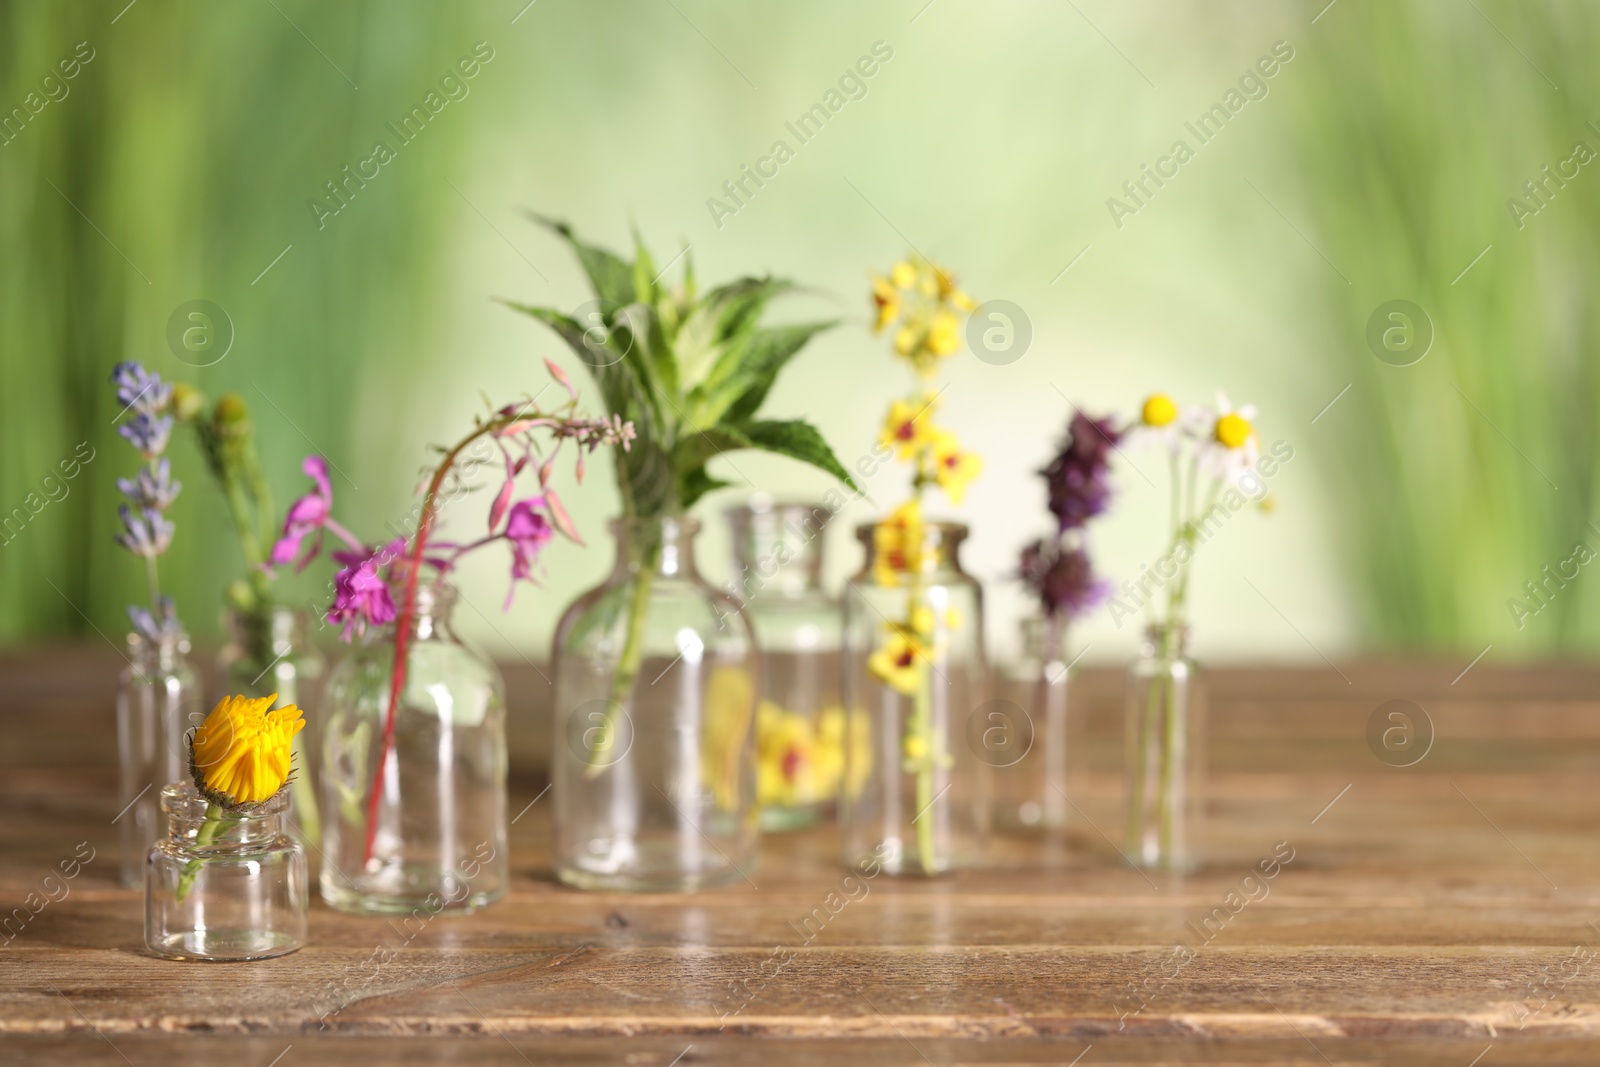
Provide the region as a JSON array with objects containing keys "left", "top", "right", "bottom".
[
  {"left": 610, "top": 516, "right": 702, "bottom": 580},
  {"left": 856, "top": 519, "right": 969, "bottom": 580},
  {"left": 726, "top": 500, "right": 828, "bottom": 599},
  {"left": 1021, "top": 614, "right": 1068, "bottom": 663},
  {"left": 382, "top": 569, "right": 458, "bottom": 642},
  {"left": 1143, "top": 623, "right": 1190, "bottom": 660},
  {"left": 224, "top": 604, "right": 308, "bottom": 657},
  {"left": 161, "top": 785, "right": 285, "bottom": 845},
  {"left": 126, "top": 631, "right": 190, "bottom": 673}
]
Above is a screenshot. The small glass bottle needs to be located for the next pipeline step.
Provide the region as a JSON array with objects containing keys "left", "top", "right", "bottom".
[
  {"left": 552, "top": 516, "right": 758, "bottom": 892},
  {"left": 319, "top": 574, "right": 509, "bottom": 915},
  {"left": 217, "top": 605, "right": 325, "bottom": 842},
  {"left": 145, "top": 783, "right": 307, "bottom": 961},
  {"left": 117, "top": 632, "right": 200, "bottom": 889},
  {"left": 1125, "top": 623, "right": 1203, "bottom": 872},
  {"left": 991, "top": 615, "right": 1079, "bottom": 832},
  {"left": 725, "top": 498, "right": 844, "bottom": 832},
  {"left": 841, "top": 519, "right": 987, "bottom": 876}
]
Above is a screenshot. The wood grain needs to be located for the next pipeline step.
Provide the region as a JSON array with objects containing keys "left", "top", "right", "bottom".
[{"left": 1, "top": 645, "right": 1598, "bottom": 1063}]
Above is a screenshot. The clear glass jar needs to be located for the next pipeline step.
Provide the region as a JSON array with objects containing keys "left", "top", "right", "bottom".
[
  {"left": 1125, "top": 624, "right": 1203, "bottom": 872},
  {"left": 319, "top": 575, "right": 508, "bottom": 914},
  {"left": 552, "top": 516, "right": 758, "bottom": 892},
  {"left": 725, "top": 498, "right": 844, "bottom": 832},
  {"left": 117, "top": 632, "right": 200, "bottom": 889},
  {"left": 990, "top": 615, "right": 1080, "bottom": 832},
  {"left": 145, "top": 783, "right": 307, "bottom": 961},
  {"left": 841, "top": 520, "right": 987, "bottom": 876},
  {"left": 217, "top": 605, "right": 325, "bottom": 842}
]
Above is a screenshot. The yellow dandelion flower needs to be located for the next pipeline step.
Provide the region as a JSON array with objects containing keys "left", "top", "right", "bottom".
[{"left": 189, "top": 694, "right": 305, "bottom": 807}]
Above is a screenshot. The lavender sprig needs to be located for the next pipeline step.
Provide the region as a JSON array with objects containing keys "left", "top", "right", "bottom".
[{"left": 112, "top": 361, "right": 184, "bottom": 640}]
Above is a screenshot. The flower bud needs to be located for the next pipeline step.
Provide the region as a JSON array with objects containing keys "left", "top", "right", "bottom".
[{"left": 171, "top": 382, "right": 205, "bottom": 422}]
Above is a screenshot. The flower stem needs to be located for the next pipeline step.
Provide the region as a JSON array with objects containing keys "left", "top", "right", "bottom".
[
  {"left": 175, "top": 803, "right": 231, "bottom": 903},
  {"left": 912, "top": 661, "right": 936, "bottom": 874},
  {"left": 586, "top": 536, "right": 657, "bottom": 778}
]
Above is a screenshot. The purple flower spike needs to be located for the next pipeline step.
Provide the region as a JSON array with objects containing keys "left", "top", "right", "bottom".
[
  {"left": 1042, "top": 411, "right": 1119, "bottom": 532},
  {"left": 117, "top": 412, "right": 174, "bottom": 458},
  {"left": 110, "top": 362, "right": 172, "bottom": 415},
  {"left": 116, "top": 457, "right": 181, "bottom": 510},
  {"left": 128, "top": 596, "right": 185, "bottom": 642},
  {"left": 1020, "top": 539, "right": 1110, "bottom": 620},
  {"left": 115, "top": 505, "right": 175, "bottom": 558}
]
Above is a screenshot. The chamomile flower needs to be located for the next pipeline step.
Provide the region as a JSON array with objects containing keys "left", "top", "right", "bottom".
[
  {"left": 1198, "top": 391, "right": 1260, "bottom": 486},
  {"left": 1122, "top": 392, "right": 1192, "bottom": 454}
]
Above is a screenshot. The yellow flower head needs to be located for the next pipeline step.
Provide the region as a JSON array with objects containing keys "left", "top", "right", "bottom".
[
  {"left": 880, "top": 396, "right": 938, "bottom": 460},
  {"left": 872, "top": 500, "right": 925, "bottom": 585},
  {"left": 189, "top": 694, "right": 304, "bottom": 807},
  {"left": 1141, "top": 393, "right": 1179, "bottom": 427},
  {"left": 868, "top": 629, "right": 928, "bottom": 696},
  {"left": 873, "top": 253, "right": 975, "bottom": 374},
  {"left": 930, "top": 429, "right": 982, "bottom": 505},
  {"left": 871, "top": 276, "right": 900, "bottom": 332},
  {"left": 1214, "top": 411, "right": 1254, "bottom": 449}
]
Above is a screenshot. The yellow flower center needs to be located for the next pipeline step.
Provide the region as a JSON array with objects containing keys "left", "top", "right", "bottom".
[
  {"left": 1142, "top": 394, "right": 1178, "bottom": 427},
  {"left": 1215, "top": 412, "right": 1253, "bottom": 449}
]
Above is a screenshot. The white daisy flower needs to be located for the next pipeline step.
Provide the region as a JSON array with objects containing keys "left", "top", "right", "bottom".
[
  {"left": 1122, "top": 392, "right": 1201, "bottom": 454},
  {"left": 1198, "top": 391, "right": 1260, "bottom": 486}
]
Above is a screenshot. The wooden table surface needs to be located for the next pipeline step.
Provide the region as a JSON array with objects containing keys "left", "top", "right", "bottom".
[{"left": 2, "top": 647, "right": 1598, "bottom": 1065}]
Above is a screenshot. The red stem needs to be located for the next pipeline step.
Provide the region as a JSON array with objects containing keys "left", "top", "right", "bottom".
[{"left": 360, "top": 421, "right": 510, "bottom": 867}]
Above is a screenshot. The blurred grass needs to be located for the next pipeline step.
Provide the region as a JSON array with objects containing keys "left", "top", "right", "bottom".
[
  {"left": 1284, "top": 0, "right": 1600, "bottom": 652},
  {"left": 0, "top": 0, "right": 478, "bottom": 641}
]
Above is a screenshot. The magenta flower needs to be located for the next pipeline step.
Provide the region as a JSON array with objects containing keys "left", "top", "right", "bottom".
[
  {"left": 503, "top": 498, "right": 554, "bottom": 605},
  {"left": 271, "top": 455, "right": 364, "bottom": 570},
  {"left": 328, "top": 538, "right": 406, "bottom": 640}
]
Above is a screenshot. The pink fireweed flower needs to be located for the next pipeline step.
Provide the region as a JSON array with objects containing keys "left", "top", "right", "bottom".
[
  {"left": 328, "top": 538, "right": 406, "bottom": 640},
  {"left": 503, "top": 498, "right": 554, "bottom": 606},
  {"left": 270, "top": 455, "right": 365, "bottom": 570}
]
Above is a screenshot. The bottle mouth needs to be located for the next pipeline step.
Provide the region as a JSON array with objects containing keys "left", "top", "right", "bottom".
[{"left": 160, "top": 782, "right": 288, "bottom": 829}]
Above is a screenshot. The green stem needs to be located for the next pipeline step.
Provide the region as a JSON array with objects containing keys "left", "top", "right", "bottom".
[
  {"left": 586, "top": 525, "right": 659, "bottom": 778},
  {"left": 175, "top": 803, "right": 232, "bottom": 903},
  {"left": 912, "top": 663, "right": 936, "bottom": 875}
]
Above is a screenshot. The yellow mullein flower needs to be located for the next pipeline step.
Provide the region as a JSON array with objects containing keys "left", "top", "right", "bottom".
[
  {"left": 931, "top": 430, "right": 983, "bottom": 504},
  {"left": 879, "top": 397, "right": 938, "bottom": 460},
  {"left": 890, "top": 260, "right": 917, "bottom": 290},
  {"left": 868, "top": 627, "right": 928, "bottom": 695},
  {"left": 872, "top": 500, "right": 925, "bottom": 585},
  {"left": 871, "top": 276, "right": 900, "bottom": 332},
  {"left": 926, "top": 311, "right": 962, "bottom": 357},
  {"left": 189, "top": 694, "right": 305, "bottom": 807}
]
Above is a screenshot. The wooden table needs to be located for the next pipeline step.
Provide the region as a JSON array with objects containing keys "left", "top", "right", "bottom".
[{"left": 2, "top": 647, "right": 1597, "bottom": 1065}]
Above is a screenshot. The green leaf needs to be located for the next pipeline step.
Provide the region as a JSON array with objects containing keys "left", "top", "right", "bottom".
[
  {"left": 630, "top": 226, "right": 657, "bottom": 308},
  {"left": 740, "top": 419, "right": 858, "bottom": 491},
  {"left": 696, "top": 320, "right": 836, "bottom": 428},
  {"left": 671, "top": 425, "right": 753, "bottom": 478},
  {"left": 526, "top": 215, "right": 636, "bottom": 309},
  {"left": 679, "top": 466, "right": 732, "bottom": 510}
]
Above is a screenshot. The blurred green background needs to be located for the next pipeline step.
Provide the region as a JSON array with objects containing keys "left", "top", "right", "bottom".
[{"left": 3, "top": 0, "right": 1598, "bottom": 666}]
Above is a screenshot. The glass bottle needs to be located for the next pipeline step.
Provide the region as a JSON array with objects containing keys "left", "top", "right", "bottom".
[
  {"left": 117, "top": 632, "right": 200, "bottom": 889},
  {"left": 1125, "top": 624, "right": 1203, "bottom": 872},
  {"left": 552, "top": 516, "right": 758, "bottom": 892},
  {"left": 725, "top": 498, "right": 844, "bottom": 832},
  {"left": 145, "top": 783, "right": 306, "bottom": 960},
  {"left": 991, "top": 615, "right": 1079, "bottom": 831},
  {"left": 319, "top": 574, "right": 508, "bottom": 915},
  {"left": 217, "top": 605, "right": 325, "bottom": 842},
  {"left": 840, "top": 520, "right": 987, "bottom": 876}
]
